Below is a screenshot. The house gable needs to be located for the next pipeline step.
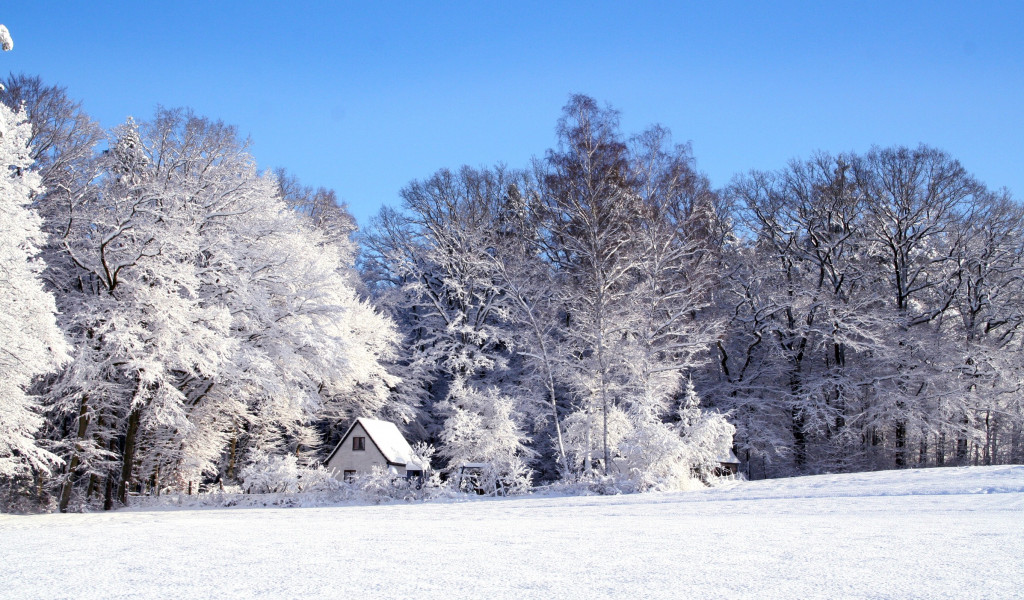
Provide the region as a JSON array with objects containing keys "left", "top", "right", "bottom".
[{"left": 324, "top": 418, "right": 425, "bottom": 479}]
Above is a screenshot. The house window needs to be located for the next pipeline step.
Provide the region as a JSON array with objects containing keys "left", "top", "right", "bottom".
[
  {"left": 352, "top": 436, "right": 366, "bottom": 451},
  {"left": 343, "top": 470, "right": 356, "bottom": 482}
]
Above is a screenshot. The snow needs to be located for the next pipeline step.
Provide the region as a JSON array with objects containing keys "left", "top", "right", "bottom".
[
  {"left": 355, "top": 417, "right": 427, "bottom": 469},
  {"left": 0, "top": 25, "right": 12, "bottom": 51},
  {"left": 1, "top": 466, "right": 1021, "bottom": 599}
]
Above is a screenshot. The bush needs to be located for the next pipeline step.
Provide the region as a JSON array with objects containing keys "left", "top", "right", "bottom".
[{"left": 239, "top": 453, "right": 343, "bottom": 494}]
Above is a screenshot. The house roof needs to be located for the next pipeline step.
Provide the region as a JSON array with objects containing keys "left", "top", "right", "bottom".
[
  {"left": 325, "top": 417, "right": 428, "bottom": 470},
  {"left": 718, "top": 448, "right": 740, "bottom": 465}
]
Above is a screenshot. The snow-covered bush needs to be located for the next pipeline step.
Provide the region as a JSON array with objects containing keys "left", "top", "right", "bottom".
[
  {"left": 353, "top": 467, "right": 418, "bottom": 502},
  {"left": 350, "top": 467, "right": 453, "bottom": 503},
  {"left": 561, "top": 405, "right": 633, "bottom": 473},
  {"left": 438, "top": 380, "right": 535, "bottom": 495},
  {"left": 240, "top": 454, "right": 298, "bottom": 493},
  {"left": 558, "top": 381, "right": 735, "bottom": 492},
  {"left": 496, "top": 456, "right": 533, "bottom": 496},
  {"left": 239, "top": 453, "right": 342, "bottom": 494},
  {"left": 677, "top": 382, "right": 735, "bottom": 482},
  {"left": 452, "top": 457, "right": 533, "bottom": 497},
  {"left": 618, "top": 416, "right": 696, "bottom": 491}
]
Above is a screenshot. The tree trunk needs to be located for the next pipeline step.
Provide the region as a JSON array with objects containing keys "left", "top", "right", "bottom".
[
  {"left": 956, "top": 434, "right": 969, "bottom": 465},
  {"left": 103, "top": 475, "right": 113, "bottom": 511},
  {"left": 550, "top": 389, "right": 569, "bottom": 477},
  {"left": 58, "top": 396, "right": 91, "bottom": 513},
  {"left": 982, "top": 410, "right": 991, "bottom": 465},
  {"left": 116, "top": 406, "right": 142, "bottom": 506},
  {"left": 519, "top": 303, "right": 569, "bottom": 476},
  {"left": 791, "top": 407, "right": 807, "bottom": 471},
  {"left": 832, "top": 342, "right": 846, "bottom": 434},
  {"left": 583, "top": 407, "right": 593, "bottom": 474},
  {"left": 597, "top": 311, "right": 610, "bottom": 476},
  {"left": 227, "top": 433, "right": 238, "bottom": 481},
  {"left": 1010, "top": 423, "right": 1022, "bottom": 464},
  {"left": 894, "top": 420, "right": 907, "bottom": 467}
]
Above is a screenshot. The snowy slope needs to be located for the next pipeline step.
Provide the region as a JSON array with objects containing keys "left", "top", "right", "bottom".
[{"left": 1, "top": 466, "right": 1021, "bottom": 599}]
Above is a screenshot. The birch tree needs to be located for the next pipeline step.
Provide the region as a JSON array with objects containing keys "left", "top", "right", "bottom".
[{"left": 538, "top": 95, "right": 639, "bottom": 474}]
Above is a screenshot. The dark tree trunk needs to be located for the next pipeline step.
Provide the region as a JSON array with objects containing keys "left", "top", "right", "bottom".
[
  {"left": 1010, "top": 424, "right": 1022, "bottom": 464},
  {"left": 116, "top": 406, "right": 142, "bottom": 506},
  {"left": 59, "top": 397, "right": 91, "bottom": 513},
  {"left": 894, "top": 420, "right": 907, "bottom": 467},
  {"left": 227, "top": 434, "right": 238, "bottom": 481},
  {"left": 791, "top": 407, "right": 807, "bottom": 471},
  {"left": 103, "top": 476, "right": 113, "bottom": 511},
  {"left": 956, "top": 435, "right": 969, "bottom": 465}
]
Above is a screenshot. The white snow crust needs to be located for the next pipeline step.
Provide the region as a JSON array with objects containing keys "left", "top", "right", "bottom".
[{"left": 1, "top": 465, "right": 1021, "bottom": 599}]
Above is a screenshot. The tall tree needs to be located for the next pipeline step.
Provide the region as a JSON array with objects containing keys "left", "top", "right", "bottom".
[
  {"left": 538, "top": 95, "right": 639, "bottom": 474},
  {"left": 0, "top": 102, "right": 68, "bottom": 480},
  {"left": 853, "top": 145, "right": 982, "bottom": 467}
]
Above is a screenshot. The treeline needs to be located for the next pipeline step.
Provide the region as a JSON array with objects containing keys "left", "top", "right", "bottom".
[
  {"left": 364, "top": 94, "right": 1024, "bottom": 482},
  {"left": 2, "top": 80, "right": 1022, "bottom": 511}
]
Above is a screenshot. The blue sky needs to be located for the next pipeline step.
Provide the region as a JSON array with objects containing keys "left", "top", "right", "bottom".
[{"left": 2, "top": 2, "right": 1022, "bottom": 227}]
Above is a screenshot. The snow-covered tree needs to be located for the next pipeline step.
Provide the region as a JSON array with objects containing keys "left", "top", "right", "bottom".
[
  {"left": 718, "top": 154, "right": 888, "bottom": 472},
  {"left": 0, "top": 102, "right": 68, "bottom": 478},
  {"left": 853, "top": 146, "right": 983, "bottom": 467},
  {"left": 536, "top": 97, "right": 728, "bottom": 482},
  {"left": 537, "top": 95, "right": 641, "bottom": 475},
  {"left": 37, "top": 108, "right": 400, "bottom": 509},
  {"left": 362, "top": 166, "right": 530, "bottom": 465}
]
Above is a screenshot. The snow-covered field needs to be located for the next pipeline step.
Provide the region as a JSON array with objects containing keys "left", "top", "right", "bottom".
[{"left": 2, "top": 466, "right": 1022, "bottom": 599}]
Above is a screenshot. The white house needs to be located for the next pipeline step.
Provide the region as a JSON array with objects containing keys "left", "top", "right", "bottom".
[{"left": 324, "top": 418, "right": 428, "bottom": 481}]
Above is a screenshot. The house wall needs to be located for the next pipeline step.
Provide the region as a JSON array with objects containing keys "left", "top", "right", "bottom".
[{"left": 326, "top": 423, "right": 406, "bottom": 478}]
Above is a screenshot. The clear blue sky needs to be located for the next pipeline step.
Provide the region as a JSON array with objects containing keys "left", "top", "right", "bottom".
[{"left": 3, "top": 2, "right": 1022, "bottom": 227}]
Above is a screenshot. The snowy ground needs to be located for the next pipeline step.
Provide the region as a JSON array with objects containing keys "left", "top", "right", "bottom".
[{"left": 1, "top": 466, "right": 1022, "bottom": 599}]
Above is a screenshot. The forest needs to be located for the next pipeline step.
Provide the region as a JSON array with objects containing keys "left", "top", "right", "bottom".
[{"left": 2, "top": 75, "right": 1022, "bottom": 512}]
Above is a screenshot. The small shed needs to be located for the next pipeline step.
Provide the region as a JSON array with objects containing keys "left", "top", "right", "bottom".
[
  {"left": 324, "top": 418, "right": 428, "bottom": 481},
  {"left": 452, "top": 462, "right": 491, "bottom": 494}
]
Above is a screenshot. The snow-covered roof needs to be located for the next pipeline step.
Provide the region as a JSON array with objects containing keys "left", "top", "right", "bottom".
[
  {"left": 358, "top": 418, "right": 425, "bottom": 468},
  {"left": 718, "top": 449, "right": 740, "bottom": 465},
  {"left": 326, "top": 417, "right": 428, "bottom": 470}
]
